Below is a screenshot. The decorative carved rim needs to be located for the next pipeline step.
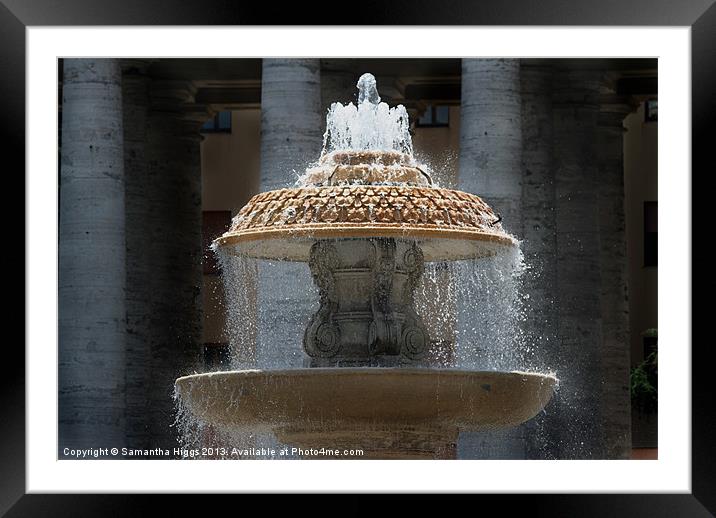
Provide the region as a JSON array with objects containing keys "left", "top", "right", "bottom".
[{"left": 215, "top": 185, "right": 517, "bottom": 262}]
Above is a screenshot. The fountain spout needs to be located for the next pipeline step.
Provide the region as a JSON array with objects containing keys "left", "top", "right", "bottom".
[
  {"left": 321, "top": 72, "right": 412, "bottom": 156},
  {"left": 357, "top": 73, "right": 381, "bottom": 105}
]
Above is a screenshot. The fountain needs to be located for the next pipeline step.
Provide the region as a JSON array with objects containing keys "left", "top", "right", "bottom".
[{"left": 175, "top": 73, "right": 556, "bottom": 459}]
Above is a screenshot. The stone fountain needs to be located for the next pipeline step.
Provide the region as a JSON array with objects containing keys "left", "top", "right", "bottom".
[{"left": 175, "top": 73, "right": 556, "bottom": 459}]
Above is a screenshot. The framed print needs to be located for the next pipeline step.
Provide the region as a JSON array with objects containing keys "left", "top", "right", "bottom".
[{"left": 6, "top": 0, "right": 715, "bottom": 513}]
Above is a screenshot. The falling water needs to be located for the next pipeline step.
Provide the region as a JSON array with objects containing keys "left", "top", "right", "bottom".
[{"left": 212, "top": 237, "right": 541, "bottom": 374}]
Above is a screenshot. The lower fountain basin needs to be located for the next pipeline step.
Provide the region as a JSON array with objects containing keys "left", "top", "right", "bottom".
[{"left": 175, "top": 368, "right": 556, "bottom": 459}]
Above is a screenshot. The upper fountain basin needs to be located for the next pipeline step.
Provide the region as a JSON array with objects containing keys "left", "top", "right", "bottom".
[
  {"left": 216, "top": 149, "right": 517, "bottom": 262},
  {"left": 215, "top": 184, "right": 516, "bottom": 262}
]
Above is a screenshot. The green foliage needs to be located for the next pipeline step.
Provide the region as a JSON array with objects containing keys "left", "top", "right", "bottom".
[{"left": 631, "top": 351, "right": 658, "bottom": 414}]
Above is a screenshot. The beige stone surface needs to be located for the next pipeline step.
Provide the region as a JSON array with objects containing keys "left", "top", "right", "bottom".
[
  {"left": 216, "top": 185, "right": 516, "bottom": 262},
  {"left": 175, "top": 368, "right": 556, "bottom": 458},
  {"left": 303, "top": 150, "right": 431, "bottom": 187}
]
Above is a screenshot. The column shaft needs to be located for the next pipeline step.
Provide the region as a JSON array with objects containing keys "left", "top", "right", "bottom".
[
  {"left": 260, "top": 59, "right": 322, "bottom": 191},
  {"left": 457, "top": 59, "right": 525, "bottom": 459},
  {"left": 59, "top": 59, "right": 126, "bottom": 449},
  {"left": 144, "top": 81, "right": 204, "bottom": 448},
  {"left": 459, "top": 59, "right": 523, "bottom": 233}
]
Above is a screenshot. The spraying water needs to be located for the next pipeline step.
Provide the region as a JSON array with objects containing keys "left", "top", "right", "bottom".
[{"left": 321, "top": 73, "right": 414, "bottom": 157}]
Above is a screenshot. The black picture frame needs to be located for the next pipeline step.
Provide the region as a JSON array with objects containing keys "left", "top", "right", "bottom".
[{"left": 5, "top": 0, "right": 714, "bottom": 513}]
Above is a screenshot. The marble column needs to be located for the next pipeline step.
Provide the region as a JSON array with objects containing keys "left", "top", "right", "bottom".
[
  {"left": 59, "top": 59, "right": 127, "bottom": 450},
  {"left": 143, "top": 80, "right": 206, "bottom": 448},
  {"left": 257, "top": 59, "right": 322, "bottom": 368},
  {"left": 552, "top": 68, "right": 605, "bottom": 458},
  {"left": 457, "top": 59, "right": 525, "bottom": 459},
  {"left": 597, "top": 88, "right": 633, "bottom": 459}
]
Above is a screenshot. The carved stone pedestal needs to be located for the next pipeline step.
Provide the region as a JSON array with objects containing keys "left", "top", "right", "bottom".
[{"left": 303, "top": 238, "right": 430, "bottom": 366}]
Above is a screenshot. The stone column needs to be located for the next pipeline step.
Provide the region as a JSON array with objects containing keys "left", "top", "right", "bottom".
[
  {"left": 121, "top": 59, "right": 152, "bottom": 450},
  {"left": 519, "top": 63, "right": 559, "bottom": 459},
  {"left": 260, "top": 59, "right": 322, "bottom": 190},
  {"left": 144, "top": 80, "right": 206, "bottom": 448},
  {"left": 597, "top": 88, "right": 633, "bottom": 459},
  {"left": 59, "top": 59, "right": 127, "bottom": 450},
  {"left": 457, "top": 59, "right": 525, "bottom": 459},
  {"left": 257, "top": 59, "right": 322, "bottom": 368},
  {"left": 552, "top": 68, "right": 604, "bottom": 458},
  {"left": 459, "top": 59, "right": 523, "bottom": 233}
]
